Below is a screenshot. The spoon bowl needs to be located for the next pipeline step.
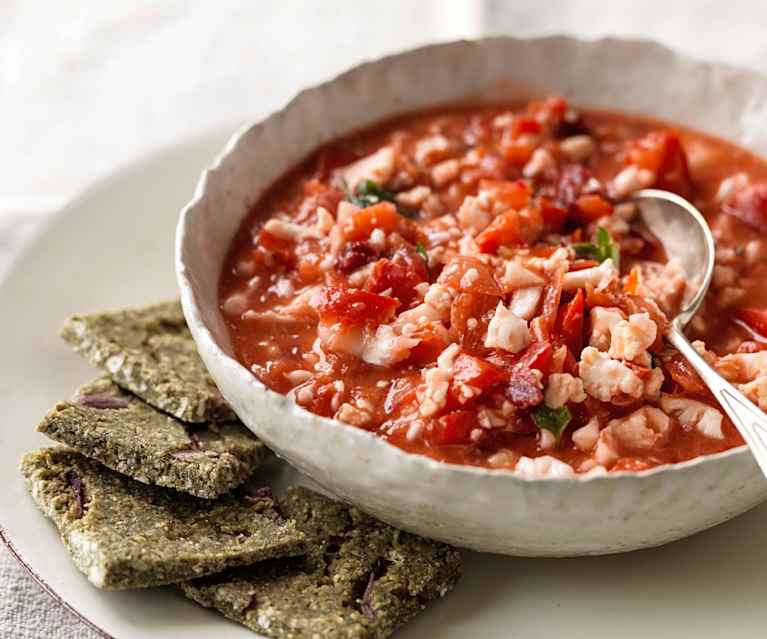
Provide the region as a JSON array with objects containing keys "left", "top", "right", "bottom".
[
  {"left": 633, "top": 189, "right": 767, "bottom": 478},
  {"left": 632, "top": 189, "right": 716, "bottom": 329}
]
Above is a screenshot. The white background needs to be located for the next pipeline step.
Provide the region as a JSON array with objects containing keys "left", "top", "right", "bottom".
[{"left": 2, "top": 1, "right": 767, "bottom": 636}]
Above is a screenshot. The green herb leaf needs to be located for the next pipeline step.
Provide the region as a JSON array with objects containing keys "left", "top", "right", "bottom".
[
  {"left": 415, "top": 242, "right": 430, "bottom": 278},
  {"left": 531, "top": 405, "right": 572, "bottom": 440},
  {"left": 415, "top": 242, "right": 429, "bottom": 265},
  {"left": 344, "top": 179, "right": 418, "bottom": 218},
  {"left": 572, "top": 226, "right": 620, "bottom": 270},
  {"left": 596, "top": 227, "right": 620, "bottom": 269}
]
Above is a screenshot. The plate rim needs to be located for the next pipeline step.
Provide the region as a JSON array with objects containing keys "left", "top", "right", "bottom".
[{"left": 0, "top": 525, "right": 113, "bottom": 639}]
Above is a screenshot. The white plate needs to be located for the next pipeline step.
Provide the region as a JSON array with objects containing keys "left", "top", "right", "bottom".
[{"left": 3, "top": 128, "right": 767, "bottom": 639}]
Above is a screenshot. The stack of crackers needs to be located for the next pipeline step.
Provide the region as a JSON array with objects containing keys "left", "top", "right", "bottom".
[{"left": 20, "top": 301, "right": 461, "bottom": 638}]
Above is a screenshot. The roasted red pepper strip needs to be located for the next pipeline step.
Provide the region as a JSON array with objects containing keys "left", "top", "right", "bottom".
[
  {"left": 555, "top": 289, "right": 586, "bottom": 355},
  {"left": 431, "top": 410, "right": 476, "bottom": 446},
  {"left": 452, "top": 352, "right": 506, "bottom": 391},
  {"left": 315, "top": 286, "right": 399, "bottom": 325}
]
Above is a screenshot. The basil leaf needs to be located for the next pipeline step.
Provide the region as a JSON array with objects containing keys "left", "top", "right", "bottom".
[
  {"left": 415, "top": 242, "right": 429, "bottom": 265},
  {"left": 572, "top": 242, "right": 601, "bottom": 261},
  {"left": 531, "top": 405, "right": 572, "bottom": 440},
  {"left": 572, "top": 227, "right": 620, "bottom": 270},
  {"left": 596, "top": 226, "right": 620, "bottom": 270},
  {"left": 344, "top": 179, "right": 417, "bottom": 218}
]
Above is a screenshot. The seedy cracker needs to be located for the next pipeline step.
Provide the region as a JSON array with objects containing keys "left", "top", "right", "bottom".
[
  {"left": 182, "top": 487, "right": 461, "bottom": 638},
  {"left": 37, "top": 378, "right": 268, "bottom": 499},
  {"left": 20, "top": 448, "right": 304, "bottom": 590},
  {"left": 60, "top": 300, "right": 234, "bottom": 423}
]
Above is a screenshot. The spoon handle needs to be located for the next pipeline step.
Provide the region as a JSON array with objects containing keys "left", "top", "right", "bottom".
[{"left": 668, "top": 325, "right": 767, "bottom": 478}]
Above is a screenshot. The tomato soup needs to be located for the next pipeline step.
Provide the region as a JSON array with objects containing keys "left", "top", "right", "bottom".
[{"left": 218, "top": 97, "right": 767, "bottom": 476}]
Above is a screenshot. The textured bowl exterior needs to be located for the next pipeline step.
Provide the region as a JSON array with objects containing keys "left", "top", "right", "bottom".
[{"left": 176, "top": 36, "right": 767, "bottom": 555}]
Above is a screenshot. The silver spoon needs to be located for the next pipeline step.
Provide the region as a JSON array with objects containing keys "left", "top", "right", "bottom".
[{"left": 632, "top": 188, "right": 767, "bottom": 478}]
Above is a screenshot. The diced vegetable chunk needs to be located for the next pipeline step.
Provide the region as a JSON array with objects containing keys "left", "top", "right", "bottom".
[
  {"left": 724, "top": 184, "right": 767, "bottom": 232},
  {"left": 625, "top": 130, "right": 693, "bottom": 196},
  {"left": 315, "top": 287, "right": 399, "bottom": 325}
]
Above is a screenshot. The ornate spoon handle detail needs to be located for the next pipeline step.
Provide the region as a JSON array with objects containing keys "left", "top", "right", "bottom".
[{"left": 669, "top": 322, "right": 767, "bottom": 478}]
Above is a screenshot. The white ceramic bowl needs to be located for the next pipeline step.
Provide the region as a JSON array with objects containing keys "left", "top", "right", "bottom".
[{"left": 176, "top": 36, "right": 767, "bottom": 556}]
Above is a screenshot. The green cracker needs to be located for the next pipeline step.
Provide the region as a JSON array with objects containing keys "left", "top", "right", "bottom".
[
  {"left": 182, "top": 487, "right": 461, "bottom": 639},
  {"left": 20, "top": 448, "right": 305, "bottom": 590},
  {"left": 37, "top": 378, "right": 268, "bottom": 499},
  {"left": 60, "top": 300, "right": 234, "bottom": 423}
]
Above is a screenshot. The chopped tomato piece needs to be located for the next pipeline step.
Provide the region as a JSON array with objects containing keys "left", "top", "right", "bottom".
[
  {"left": 256, "top": 229, "right": 295, "bottom": 264},
  {"left": 430, "top": 411, "right": 476, "bottom": 446},
  {"left": 502, "top": 138, "right": 536, "bottom": 165},
  {"left": 453, "top": 352, "right": 505, "bottom": 391},
  {"left": 475, "top": 201, "right": 544, "bottom": 254},
  {"left": 475, "top": 153, "right": 512, "bottom": 180},
  {"left": 315, "top": 286, "right": 399, "bottom": 325},
  {"left": 476, "top": 210, "right": 522, "bottom": 253},
  {"left": 407, "top": 324, "right": 450, "bottom": 365},
  {"left": 342, "top": 202, "right": 414, "bottom": 242},
  {"left": 395, "top": 245, "right": 430, "bottom": 281},
  {"left": 510, "top": 115, "right": 542, "bottom": 138},
  {"left": 518, "top": 341, "right": 554, "bottom": 375},
  {"left": 625, "top": 130, "right": 693, "bottom": 196},
  {"left": 366, "top": 252, "right": 427, "bottom": 307},
  {"left": 736, "top": 308, "right": 767, "bottom": 337},
  {"left": 539, "top": 197, "right": 567, "bottom": 232},
  {"left": 561, "top": 347, "right": 579, "bottom": 376},
  {"left": 336, "top": 241, "right": 379, "bottom": 273},
  {"left": 489, "top": 341, "right": 552, "bottom": 378},
  {"left": 663, "top": 355, "right": 706, "bottom": 395},
  {"left": 574, "top": 194, "right": 613, "bottom": 222},
  {"left": 723, "top": 183, "right": 767, "bottom": 232},
  {"left": 449, "top": 292, "right": 498, "bottom": 350},
  {"left": 540, "top": 269, "right": 564, "bottom": 335},
  {"left": 296, "top": 180, "right": 344, "bottom": 223},
  {"left": 483, "top": 342, "right": 552, "bottom": 408},
  {"left": 438, "top": 256, "right": 502, "bottom": 296},
  {"left": 555, "top": 290, "right": 585, "bottom": 355},
  {"left": 479, "top": 179, "right": 533, "bottom": 210}
]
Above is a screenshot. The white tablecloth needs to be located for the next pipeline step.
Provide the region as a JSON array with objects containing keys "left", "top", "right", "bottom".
[{"left": 2, "top": 1, "right": 767, "bottom": 636}]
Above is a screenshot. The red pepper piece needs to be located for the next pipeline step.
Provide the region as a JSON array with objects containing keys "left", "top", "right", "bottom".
[
  {"left": 453, "top": 352, "right": 506, "bottom": 391},
  {"left": 625, "top": 130, "right": 693, "bottom": 197},
  {"left": 366, "top": 254, "right": 427, "bottom": 307},
  {"left": 438, "top": 256, "right": 502, "bottom": 296},
  {"left": 555, "top": 289, "right": 586, "bottom": 355},
  {"left": 315, "top": 286, "right": 399, "bottom": 325},
  {"left": 431, "top": 411, "right": 476, "bottom": 446}
]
